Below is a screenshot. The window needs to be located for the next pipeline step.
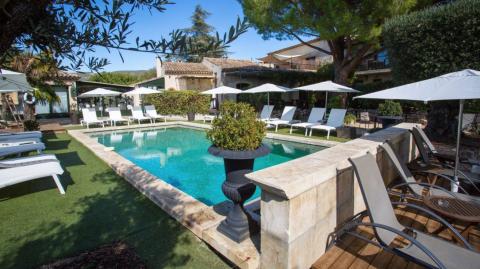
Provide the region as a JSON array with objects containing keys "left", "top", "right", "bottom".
[{"left": 305, "top": 56, "right": 316, "bottom": 61}]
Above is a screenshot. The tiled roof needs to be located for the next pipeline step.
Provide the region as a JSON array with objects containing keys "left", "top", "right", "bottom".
[
  {"left": 53, "top": 71, "right": 81, "bottom": 81},
  {"left": 162, "top": 62, "right": 212, "bottom": 75},
  {"left": 203, "top": 57, "right": 268, "bottom": 71}
]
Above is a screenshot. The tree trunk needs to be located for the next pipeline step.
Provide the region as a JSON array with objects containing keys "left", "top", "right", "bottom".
[
  {"left": 0, "top": 93, "right": 7, "bottom": 122},
  {"left": 23, "top": 104, "right": 35, "bottom": 121},
  {"left": 333, "top": 64, "right": 353, "bottom": 107}
]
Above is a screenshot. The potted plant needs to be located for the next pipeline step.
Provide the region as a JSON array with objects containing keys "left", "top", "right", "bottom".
[
  {"left": 377, "top": 100, "right": 403, "bottom": 128},
  {"left": 184, "top": 90, "right": 210, "bottom": 121},
  {"left": 337, "top": 113, "right": 357, "bottom": 139},
  {"left": 206, "top": 101, "right": 270, "bottom": 242}
]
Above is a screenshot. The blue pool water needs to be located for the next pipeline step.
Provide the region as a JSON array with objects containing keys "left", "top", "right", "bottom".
[{"left": 92, "top": 127, "right": 324, "bottom": 205}]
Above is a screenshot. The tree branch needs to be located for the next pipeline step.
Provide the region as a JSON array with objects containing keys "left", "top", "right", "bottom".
[{"left": 280, "top": 27, "right": 331, "bottom": 55}]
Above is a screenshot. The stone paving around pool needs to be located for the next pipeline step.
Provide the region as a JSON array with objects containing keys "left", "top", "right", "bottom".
[{"left": 68, "top": 121, "right": 339, "bottom": 269}]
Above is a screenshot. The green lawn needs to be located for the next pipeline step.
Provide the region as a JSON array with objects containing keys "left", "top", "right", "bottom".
[{"left": 0, "top": 133, "right": 230, "bottom": 269}]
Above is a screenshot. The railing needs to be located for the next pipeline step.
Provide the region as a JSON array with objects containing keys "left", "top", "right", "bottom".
[{"left": 357, "top": 60, "right": 390, "bottom": 71}]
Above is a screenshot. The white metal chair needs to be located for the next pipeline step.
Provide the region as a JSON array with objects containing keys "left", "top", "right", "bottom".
[
  {"left": 266, "top": 106, "right": 297, "bottom": 132},
  {"left": 309, "top": 109, "right": 346, "bottom": 139},
  {"left": 289, "top": 107, "right": 326, "bottom": 136}
]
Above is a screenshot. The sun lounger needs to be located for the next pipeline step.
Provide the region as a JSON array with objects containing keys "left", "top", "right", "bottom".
[
  {"left": 308, "top": 109, "right": 346, "bottom": 139},
  {"left": 380, "top": 142, "right": 480, "bottom": 202},
  {"left": 107, "top": 107, "right": 129, "bottom": 126},
  {"left": 144, "top": 105, "right": 167, "bottom": 123},
  {"left": 82, "top": 108, "right": 105, "bottom": 129},
  {"left": 410, "top": 126, "right": 480, "bottom": 189},
  {"left": 289, "top": 107, "right": 326, "bottom": 136},
  {"left": 0, "top": 155, "right": 65, "bottom": 194},
  {"left": 203, "top": 115, "right": 215, "bottom": 123},
  {"left": 129, "top": 106, "right": 153, "bottom": 124},
  {"left": 0, "top": 143, "right": 45, "bottom": 158},
  {"left": 343, "top": 152, "right": 480, "bottom": 269},
  {"left": 0, "top": 131, "right": 42, "bottom": 141},
  {"left": 266, "top": 106, "right": 296, "bottom": 132},
  {"left": 258, "top": 105, "right": 274, "bottom": 121},
  {"left": 0, "top": 137, "right": 41, "bottom": 145}
]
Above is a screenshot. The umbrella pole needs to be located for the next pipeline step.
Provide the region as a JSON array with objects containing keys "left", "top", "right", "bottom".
[
  {"left": 267, "top": 92, "right": 270, "bottom": 120},
  {"left": 324, "top": 92, "right": 328, "bottom": 119},
  {"left": 453, "top": 99, "right": 465, "bottom": 192}
]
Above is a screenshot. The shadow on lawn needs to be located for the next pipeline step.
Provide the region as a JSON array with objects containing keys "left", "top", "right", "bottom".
[{"left": 2, "top": 170, "right": 195, "bottom": 268}]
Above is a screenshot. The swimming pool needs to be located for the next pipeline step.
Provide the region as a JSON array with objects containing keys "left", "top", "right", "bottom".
[{"left": 92, "top": 127, "right": 324, "bottom": 205}]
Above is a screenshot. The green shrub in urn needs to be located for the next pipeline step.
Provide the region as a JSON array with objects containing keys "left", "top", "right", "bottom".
[
  {"left": 207, "top": 101, "right": 266, "bottom": 151},
  {"left": 206, "top": 101, "right": 269, "bottom": 242},
  {"left": 378, "top": 100, "right": 403, "bottom": 116}
]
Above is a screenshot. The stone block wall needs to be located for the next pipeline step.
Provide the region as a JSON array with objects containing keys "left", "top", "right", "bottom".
[{"left": 246, "top": 123, "right": 417, "bottom": 269}]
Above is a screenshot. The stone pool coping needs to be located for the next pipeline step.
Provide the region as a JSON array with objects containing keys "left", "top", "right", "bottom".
[{"left": 68, "top": 121, "right": 338, "bottom": 269}]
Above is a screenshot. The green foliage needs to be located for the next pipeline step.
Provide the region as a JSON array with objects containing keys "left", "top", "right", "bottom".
[
  {"left": 316, "top": 64, "right": 335, "bottom": 81},
  {"left": 207, "top": 102, "right": 266, "bottom": 151},
  {"left": 344, "top": 114, "right": 357, "bottom": 125},
  {"left": 175, "top": 5, "right": 227, "bottom": 62},
  {"left": 89, "top": 69, "right": 156, "bottom": 86},
  {"left": 383, "top": 0, "right": 480, "bottom": 84},
  {"left": 327, "top": 95, "right": 343, "bottom": 109},
  {"left": 0, "top": 1, "right": 248, "bottom": 71},
  {"left": 350, "top": 81, "right": 395, "bottom": 109},
  {"left": 23, "top": 120, "right": 39, "bottom": 131},
  {"left": 378, "top": 100, "right": 403, "bottom": 116},
  {"left": 144, "top": 90, "right": 210, "bottom": 116},
  {"left": 240, "top": 0, "right": 421, "bottom": 84}
]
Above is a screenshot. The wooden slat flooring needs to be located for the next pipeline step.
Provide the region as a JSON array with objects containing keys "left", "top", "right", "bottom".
[{"left": 312, "top": 204, "right": 480, "bottom": 269}]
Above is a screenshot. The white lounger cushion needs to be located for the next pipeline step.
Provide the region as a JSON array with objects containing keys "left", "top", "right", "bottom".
[
  {"left": 290, "top": 108, "right": 327, "bottom": 135},
  {"left": 0, "top": 143, "right": 45, "bottom": 157},
  {"left": 130, "top": 107, "right": 152, "bottom": 123},
  {"left": 0, "top": 158, "right": 65, "bottom": 194},
  {"left": 145, "top": 105, "right": 166, "bottom": 120},
  {"left": 259, "top": 105, "right": 274, "bottom": 120},
  {"left": 107, "top": 107, "right": 129, "bottom": 126},
  {"left": 309, "top": 109, "right": 347, "bottom": 139},
  {"left": 0, "top": 131, "right": 42, "bottom": 141},
  {"left": 82, "top": 108, "right": 104, "bottom": 128},
  {"left": 266, "top": 106, "right": 296, "bottom": 132},
  {"left": 0, "top": 137, "right": 41, "bottom": 145},
  {"left": 0, "top": 154, "right": 57, "bottom": 164}
]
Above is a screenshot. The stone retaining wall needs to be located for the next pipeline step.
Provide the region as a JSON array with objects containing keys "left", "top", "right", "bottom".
[{"left": 246, "top": 123, "right": 418, "bottom": 269}]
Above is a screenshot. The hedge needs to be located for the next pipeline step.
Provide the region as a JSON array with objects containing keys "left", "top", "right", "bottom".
[
  {"left": 383, "top": 0, "right": 480, "bottom": 84},
  {"left": 144, "top": 90, "right": 210, "bottom": 116}
]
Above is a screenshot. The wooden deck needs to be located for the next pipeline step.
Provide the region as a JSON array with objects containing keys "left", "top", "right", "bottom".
[{"left": 312, "top": 203, "right": 480, "bottom": 269}]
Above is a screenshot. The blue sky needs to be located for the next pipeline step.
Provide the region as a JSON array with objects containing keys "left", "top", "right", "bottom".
[{"left": 90, "top": 0, "right": 299, "bottom": 72}]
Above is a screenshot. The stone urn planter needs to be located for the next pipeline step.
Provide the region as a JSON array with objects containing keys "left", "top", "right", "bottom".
[
  {"left": 206, "top": 102, "right": 268, "bottom": 243},
  {"left": 187, "top": 112, "right": 195, "bottom": 121},
  {"left": 70, "top": 112, "right": 80, "bottom": 124},
  {"left": 208, "top": 144, "right": 270, "bottom": 242},
  {"left": 336, "top": 126, "right": 357, "bottom": 139},
  {"left": 377, "top": 115, "right": 403, "bottom": 129}
]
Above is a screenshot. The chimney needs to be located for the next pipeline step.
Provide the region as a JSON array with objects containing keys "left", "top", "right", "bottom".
[{"left": 155, "top": 57, "right": 163, "bottom": 77}]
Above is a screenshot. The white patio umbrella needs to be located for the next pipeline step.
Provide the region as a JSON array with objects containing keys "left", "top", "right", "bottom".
[
  {"left": 123, "top": 87, "right": 161, "bottom": 96},
  {"left": 201, "top": 86, "right": 242, "bottom": 109},
  {"left": 0, "top": 69, "right": 33, "bottom": 92},
  {"left": 78, "top": 88, "right": 122, "bottom": 116},
  {"left": 123, "top": 87, "right": 161, "bottom": 108},
  {"left": 201, "top": 86, "right": 242, "bottom": 95},
  {"left": 295, "top": 80, "right": 359, "bottom": 109},
  {"left": 242, "top": 83, "right": 297, "bottom": 107},
  {"left": 78, "top": 88, "right": 122, "bottom": 98},
  {"left": 355, "top": 69, "right": 480, "bottom": 189}
]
